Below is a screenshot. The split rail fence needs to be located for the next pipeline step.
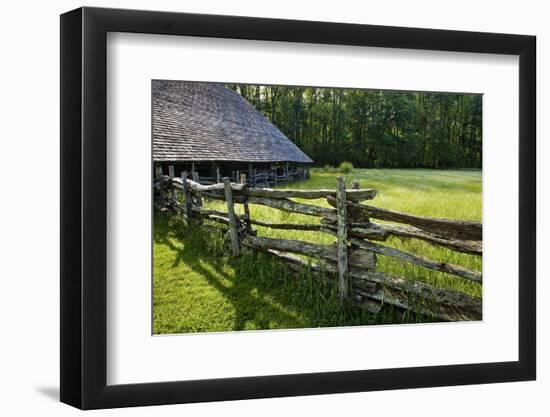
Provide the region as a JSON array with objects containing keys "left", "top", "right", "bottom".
[{"left": 155, "top": 167, "right": 482, "bottom": 321}]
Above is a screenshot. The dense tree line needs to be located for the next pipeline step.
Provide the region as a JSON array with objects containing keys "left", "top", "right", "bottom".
[{"left": 226, "top": 84, "right": 482, "bottom": 168}]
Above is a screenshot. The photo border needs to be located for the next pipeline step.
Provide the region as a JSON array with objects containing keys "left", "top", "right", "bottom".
[{"left": 60, "top": 6, "right": 536, "bottom": 409}]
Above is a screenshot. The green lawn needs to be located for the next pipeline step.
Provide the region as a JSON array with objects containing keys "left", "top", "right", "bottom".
[{"left": 153, "top": 168, "right": 482, "bottom": 334}]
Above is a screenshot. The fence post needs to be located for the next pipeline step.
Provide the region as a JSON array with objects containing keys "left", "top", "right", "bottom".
[
  {"left": 350, "top": 179, "right": 368, "bottom": 224},
  {"left": 240, "top": 174, "right": 252, "bottom": 233},
  {"left": 285, "top": 162, "right": 289, "bottom": 183},
  {"left": 336, "top": 176, "right": 349, "bottom": 303},
  {"left": 181, "top": 171, "right": 193, "bottom": 221},
  {"left": 168, "top": 165, "right": 175, "bottom": 202},
  {"left": 156, "top": 166, "right": 164, "bottom": 206},
  {"left": 191, "top": 170, "right": 204, "bottom": 207},
  {"left": 223, "top": 177, "right": 241, "bottom": 256}
]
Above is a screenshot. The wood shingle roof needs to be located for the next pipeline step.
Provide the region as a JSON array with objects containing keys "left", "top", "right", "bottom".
[{"left": 153, "top": 80, "right": 313, "bottom": 164}]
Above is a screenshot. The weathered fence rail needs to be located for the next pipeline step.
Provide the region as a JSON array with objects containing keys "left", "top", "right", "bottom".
[{"left": 155, "top": 167, "right": 482, "bottom": 321}]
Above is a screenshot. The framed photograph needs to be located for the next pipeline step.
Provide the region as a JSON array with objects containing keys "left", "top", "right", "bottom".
[{"left": 60, "top": 6, "right": 536, "bottom": 409}]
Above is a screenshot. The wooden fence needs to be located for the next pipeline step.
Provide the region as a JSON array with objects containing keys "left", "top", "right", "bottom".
[{"left": 155, "top": 168, "right": 482, "bottom": 322}]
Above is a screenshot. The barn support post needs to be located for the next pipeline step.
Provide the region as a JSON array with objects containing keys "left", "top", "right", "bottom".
[
  {"left": 223, "top": 177, "right": 241, "bottom": 257},
  {"left": 191, "top": 162, "right": 195, "bottom": 179},
  {"left": 155, "top": 166, "right": 164, "bottom": 206},
  {"left": 248, "top": 163, "right": 253, "bottom": 187},
  {"left": 216, "top": 165, "right": 221, "bottom": 184},
  {"left": 181, "top": 171, "right": 193, "bottom": 222},
  {"left": 252, "top": 167, "right": 257, "bottom": 187},
  {"left": 336, "top": 176, "right": 349, "bottom": 303},
  {"left": 168, "top": 165, "right": 175, "bottom": 202}
]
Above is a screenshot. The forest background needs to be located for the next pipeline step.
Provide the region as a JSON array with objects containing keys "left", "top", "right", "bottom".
[{"left": 226, "top": 84, "right": 482, "bottom": 168}]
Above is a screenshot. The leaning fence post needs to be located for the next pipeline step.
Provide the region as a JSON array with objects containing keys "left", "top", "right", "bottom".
[
  {"left": 351, "top": 179, "right": 360, "bottom": 190},
  {"left": 223, "top": 177, "right": 241, "bottom": 256},
  {"left": 156, "top": 166, "right": 165, "bottom": 206},
  {"left": 336, "top": 176, "right": 349, "bottom": 303},
  {"left": 181, "top": 171, "right": 192, "bottom": 221}
]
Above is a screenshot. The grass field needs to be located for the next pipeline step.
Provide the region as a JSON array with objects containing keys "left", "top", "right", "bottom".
[{"left": 153, "top": 168, "right": 482, "bottom": 334}]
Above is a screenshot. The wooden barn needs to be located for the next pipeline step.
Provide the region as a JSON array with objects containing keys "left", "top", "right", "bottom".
[{"left": 153, "top": 80, "right": 313, "bottom": 186}]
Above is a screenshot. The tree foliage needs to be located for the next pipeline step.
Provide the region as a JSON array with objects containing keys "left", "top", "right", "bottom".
[{"left": 225, "top": 84, "right": 482, "bottom": 168}]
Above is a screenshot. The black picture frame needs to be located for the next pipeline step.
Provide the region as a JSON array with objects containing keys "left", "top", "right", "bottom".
[{"left": 60, "top": 6, "right": 536, "bottom": 410}]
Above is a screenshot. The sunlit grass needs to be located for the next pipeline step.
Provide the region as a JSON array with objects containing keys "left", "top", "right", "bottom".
[{"left": 153, "top": 168, "right": 482, "bottom": 334}]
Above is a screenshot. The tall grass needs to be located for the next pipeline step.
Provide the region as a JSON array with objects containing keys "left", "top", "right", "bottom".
[{"left": 153, "top": 168, "right": 482, "bottom": 334}]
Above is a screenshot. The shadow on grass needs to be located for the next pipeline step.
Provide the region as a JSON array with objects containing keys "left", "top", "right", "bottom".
[
  {"left": 153, "top": 212, "right": 417, "bottom": 333},
  {"left": 158, "top": 227, "right": 304, "bottom": 330},
  {"left": 153, "top": 211, "right": 431, "bottom": 334}
]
